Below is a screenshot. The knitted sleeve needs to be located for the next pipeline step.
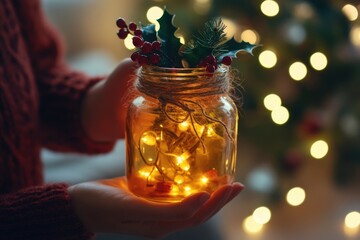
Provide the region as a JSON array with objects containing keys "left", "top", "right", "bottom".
[
  {"left": 15, "top": 0, "right": 115, "bottom": 154},
  {"left": 0, "top": 184, "right": 94, "bottom": 240}
]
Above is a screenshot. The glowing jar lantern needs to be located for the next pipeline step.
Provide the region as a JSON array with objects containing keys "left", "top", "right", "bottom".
[{"left": 126, "top": 66, "right": 238, "bottom": 202}]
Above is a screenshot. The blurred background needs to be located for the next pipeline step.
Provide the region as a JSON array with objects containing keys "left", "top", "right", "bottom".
[{"left": 41, "top": 0, "right": 360, "bottom": 239}]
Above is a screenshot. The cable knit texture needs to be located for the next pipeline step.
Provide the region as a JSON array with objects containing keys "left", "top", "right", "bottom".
[{"left": 0, "top": 0, "right": 114, "bottom": 239}]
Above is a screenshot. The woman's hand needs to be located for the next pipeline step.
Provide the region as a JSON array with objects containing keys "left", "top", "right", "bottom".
[
  {"left": 81, "top": 58, "right": 138, "bottom": 142},
  {"left": 68, "top": 177, "right": 244, "bottom": 238}
]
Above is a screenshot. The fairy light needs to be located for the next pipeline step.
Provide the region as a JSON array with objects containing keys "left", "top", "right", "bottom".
[
  {"left": 350, "top": 26, "right": 360, "bottom": 47},
  {"left": 200, "top": 176, "right": 209, "bottom": 184},
  {"left": 286, "top": 187, "right": 306, "bottom": 206},
  {"left": 174, "top": 175, "right": 185, "bottom": 184},
  {"left": 222, "top": 18, "right": 237, "bottom": 38},
  {"left": 184, "top": 186, "right": 193, "bottom": 196},
  {"left": 124, "top": 34, "right": 135, "bottom": 50},
  {"left": 259, "top": 50, "right": 277, "bottom": 68},
  {"left": 243, "top": 215, "right": 263, "bottom": 234},
  {"left": 310, "top": 52, "right": 328, "bottom": 71},
  {"left": 178, "top": 122, "right": 190, "bottom": 131},
  {"left": 310, "top": 140, "right": 329, "bottom": 159},
  {"left": 289, "top": 62, "right": 307, "bottom": 81},
  {"left": 138, "top": 167, "right": 153, "bottom": 178},
  {"left": 252, "top": 206, "right": 272, "bottom": 224},
  {"left": 271, "top": 106, "right": 289, "bottom": 125},
  {"left": 241, "top": 29, "right": 259, "bottom": 44},
  {"left": 260, "top": 0, "right": 280, "bottom": 17},
  {"left": 207, "top": 127, "right": 216, "bottom": 136},
  {"left": 263, "top": 93, "right": 282, "bottom": 111},
  {"left": 141, "top": 132, "right": 157, "bottom": 146},
  {"left": 342, "top": 4, "right": 358, "bottom": 21},
  {"left": 147, "top": 6, "right": 163, "bottom": 23}
]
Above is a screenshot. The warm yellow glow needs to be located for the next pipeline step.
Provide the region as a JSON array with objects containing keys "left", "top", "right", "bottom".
[
  {"left": 259, "top": 50, "right": 277, "bottom": 68},
  {"left": 138, "top": 167, "right": 152, "bottom": 178},
  {"left": 200, "top": 176, "right": 209, "bottom": 184},
  {"left": 179, "top": 35, "right": 186, "bottom": 44},
  {"left": 345, "top": 211, "right": 360, "bottom": 228},
  {"left": 344, "top": 224, "right": 359, "bottom": 237},
  {"left": 342, "top": 4, "right": 358, "bottom": 21},
  {"left": 195, "top": 124, "right": 205, "bottom": 135},
  {"left": 147, "top": 6, "right": 164, "bottom": 24},
  {"left": 180, "top": 162, "right": 190, "bottom": 171},
  {"left": 253, "top": 206, "right": 272, "bottom": 225},
  {"left": 124, "top": 34, "right": 135, "bottom": 50},
  {"left": 141, "top": 132, "right": 157, "bottom": 146},
  {"left": 207, "top": 127, "right": 216, "bottom": 136},
  {"left": 260, "top": 0, "right": 280, "bottom": 17},
  {"left": 243, "top": 216, "right": 264, "bottom": 234},
  {"left": 263, "top": 93, "right": 282, "bottom": 111},
  {"left": 286, "top": 187, "right": 306, "bottom": 206},
  {"left": 194, "top": 0, "right": 212, "bottom": 15},
  {"left": 271, "top": 106, "right": 289, "bottom": 125},
  {"left": 178, "top": 122, "right": 189, "bottom": 131},
  {"left": 184, "top": 186, "right": 193, "bottom": 196},
  {"left": 289, "top": 62, "right": 307, "bottom": 81},
  {"left": 241, "top": 29, "right": 259, "bottom": 44},
  {"left": 174, "top": 175, "right": 185, "bottom": 184},
  {"left": 351, "top": 26, "right": 360, "bottom": 47},
  {"left": 222, "top": 18, "right": 237, "bottom": 38},
  {"left": 310, "top": 140, "right": 329, "bottom": 159},
  {"left": 310, "top": 52, "right": 328, "bottom": 71}
]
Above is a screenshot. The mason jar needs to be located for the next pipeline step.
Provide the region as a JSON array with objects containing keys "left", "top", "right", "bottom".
[{"left": 126, "top": 65, "right": 238, "bottom": 202}]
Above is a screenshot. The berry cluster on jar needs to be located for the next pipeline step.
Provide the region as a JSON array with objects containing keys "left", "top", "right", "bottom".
[
  {"left": 116, "top": 18, "right": 162, "bottom": 66},
  {"left": 198, "top": 55, "right": 233, "bottom": 73}
]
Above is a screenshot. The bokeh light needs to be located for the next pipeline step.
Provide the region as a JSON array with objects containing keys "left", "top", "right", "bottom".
[
  {"left": 260, "top": 0, "right": 280, "bottom": 17},
  {"left": 310, "top": 140, "right": 329, "bottom": 159},
  {"left": 146, "top": 6, "right": 163, "bottom": 23},
  {"left": 124, "top": 34, "right": 135, "bottom": 50},
  {"left": 289, "top": 62, "right": 307, "bottom": 81},
  {"left": 345, "top": 211, "right": 360, "bottom": 229},
  {"left": 243, "top": 216, "right": 263, "bottom": 234},
  {"left": 310, "top": 52, "right": 328, "bottom": 71},
  {"left": 259, "top": 50, "right": 277, "bottom": 68},
  {"left": 350, "top": 26, "right": 360, "bottom": 47},
  {"left": 286, "top": 187, "right": 306, "bottom": 206},
  {"left": 241, "top": 29, "right": 260, "bottom": 44},
  {"left": 264, "top": 93, "right": 282, "bottom": 111},
  {"left": 271, "top": 106, "right": 289, "bottom": 125},
  {"left": 342, "top": 4, "right": 358, "bottom": 21},
  {"left": 253, "top": 206, "right": 272, "bottom": 224},
  {"left": 194, "top": 0, "right": 212, "bottom": 15},
  {"left": 222, "top": 18, "right": 237, "bottom": 38}
]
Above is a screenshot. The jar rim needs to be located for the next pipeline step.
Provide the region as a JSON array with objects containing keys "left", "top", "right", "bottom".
[{"left": 140, "top": 65, "right": 229, "bottom": 75}]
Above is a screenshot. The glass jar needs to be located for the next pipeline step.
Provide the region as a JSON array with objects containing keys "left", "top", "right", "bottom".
[{"left": 126, "top": 66, "right": 238, "bottom": 202}]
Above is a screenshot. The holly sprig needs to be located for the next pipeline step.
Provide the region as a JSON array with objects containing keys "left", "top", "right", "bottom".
[{"left": 116, "top": 7, "right": 258, "bottom": 72}]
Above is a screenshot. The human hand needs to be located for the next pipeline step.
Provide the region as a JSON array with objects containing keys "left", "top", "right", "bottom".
[
  {"left": 68, "top": 177, "right": 244, "bottom": 238},
  {"left": 81, "top": 58, "right": 138, "bottom": 142}
]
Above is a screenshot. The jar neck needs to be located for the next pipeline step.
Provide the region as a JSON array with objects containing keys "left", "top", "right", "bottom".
[{"left": 136, "top": 66, "right": 230, "bottom": 99}]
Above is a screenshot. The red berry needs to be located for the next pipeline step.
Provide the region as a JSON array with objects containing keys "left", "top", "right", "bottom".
[
  {"left": 131, "top": 52, "right": 140, "bottom": 62},
  {"left": 132, "top": 36, "right": 144, "bottom": 47},
  {"left": 221, "top": 56, "right": 232, "bottom": 66},
  {"left": 206, "top": 55, "right": 216, "bottom": 64},
  {"left": 134, "top": 29, "right": 142, "bottom": 37},
  {"left": 116, "top": 18, "right": 127, "bottom": 28},
  {"left": 138, "top": 55, "right": 148, "bottom": 65},
  {"left": 155, "top": 182, "right": 172, "bottom": 193},
  {"left": 129, "top": 22, "right": 137, "bottom": 31},
  {"left": 206, "top": 64, "right": 216, "bottom": 73},
  {"left": 151, "top": 41, "right": 161, "bottom": 51},
  {"left": 141, "top": 41, "right": 152, "bottom": 53},
  {"left": 149, "top": 53, "right": 160, "bottom": 64},
  {"left": 117, "top": 28, "right": 128, "bottom": 39}
]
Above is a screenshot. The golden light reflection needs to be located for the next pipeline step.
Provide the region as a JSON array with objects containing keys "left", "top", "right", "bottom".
[
  {"left": 342, "top": 4, "right": 358, "bottom": 21},
  {"left": 310, "top": 140, "right": 329, "bottom": 159},
  {"left": 147, "top": 6, "right": 164, "bottom": 23},
  {"left": 178, "top": 122, "right": 190, "bottom": 131},
  {"left": 264, "top": 93, "right": 282, "bottom": 111},
  {"left": 271, "top": 106, "right": 289, "bottom": 125},
  {"left": 286, "top": 187, "right": 306, "bottom": 206},
  {"left": 289, "top": 62, "right": 307, "bottom": 81},
  {"left": 259, "top": 50, "right": 277, "bottom": 68},
  {"left": 345, "top": 211, "right": 360, "bottom": 228},
  {"left": 310, "top": 52, "right": 328, "bottom": 71},
  {"left": 260, "top": 0, "right": 280, "bottom": 17},
  {"left": 241, "top": 29, "right": 259, "bottom": 44},
  {"left": 243, "top": 215, "right": 263, "bottom": 234},
  {"left": 200, "top": 176, "right": 209, "bottom": 184},
  {"left": 124, "top": 34, "right": 135, "bottom": 50}
]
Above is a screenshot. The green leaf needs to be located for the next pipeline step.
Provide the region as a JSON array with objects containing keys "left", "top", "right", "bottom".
[
  {"left": 141, "top": 24, "right": 157, "bottom": 43},
  {"left": 218, "top": 38, "right": 259, "bottom": 61},
  {"left": 157, "top": 7, "right": 182, "bottom": 67},
  {"left": 181, "top": 41, "right": 213, "bottom": 67}
]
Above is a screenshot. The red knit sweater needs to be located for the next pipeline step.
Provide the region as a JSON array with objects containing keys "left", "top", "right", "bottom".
[{"left": 0, "top": 1, "right": 114, "bottom": 239}]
